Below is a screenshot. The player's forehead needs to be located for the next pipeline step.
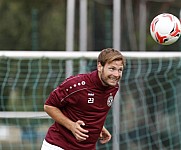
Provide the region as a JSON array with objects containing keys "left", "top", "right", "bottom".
[{"left": 105, "top": 60, "right": 124, "bottom": 68}]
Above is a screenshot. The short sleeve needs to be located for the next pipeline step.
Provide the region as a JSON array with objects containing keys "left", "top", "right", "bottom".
[
  {"left": 44, "top": 74, "right": 87, "bottom": 109},
  {"left": 45, "top": 85, "right": 69, "bottom": 109}
]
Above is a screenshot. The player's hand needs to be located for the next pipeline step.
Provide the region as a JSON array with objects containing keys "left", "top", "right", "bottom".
[
  {"left": 71, "top": 120, "right": 89, "bottom": 142},
  {"left": 99, "top": 126, "right": 111, "bottom": 144}
]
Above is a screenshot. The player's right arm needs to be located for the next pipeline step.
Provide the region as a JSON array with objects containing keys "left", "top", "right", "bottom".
[
  {"left": 44, "top": 104, "right": 89, "bottom": 141},
  {"left": 44, "top": 76, "right": 89, "bottom": 141}
]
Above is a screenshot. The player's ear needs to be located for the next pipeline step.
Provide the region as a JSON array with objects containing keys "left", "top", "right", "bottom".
[{"left": 97, "top": 62, "right": 103, "bottom": 71}]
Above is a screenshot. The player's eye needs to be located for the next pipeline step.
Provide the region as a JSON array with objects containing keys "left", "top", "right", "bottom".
[
  {"left": 109, "top": 68, "right": 115, "bottom": 71},
  {"left": 119, "top": 69, "right": 123, "bottom": 72},
  {"left": 109, "top": 67, "right": 123, "bottom": 73}
]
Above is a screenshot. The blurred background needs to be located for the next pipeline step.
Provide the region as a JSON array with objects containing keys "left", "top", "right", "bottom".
[
  {"left": 0, "top": 0, "right": 180, "bottom": 51},
  {"left": 1, "top": 0, "right": 181, "bottom": 150}
]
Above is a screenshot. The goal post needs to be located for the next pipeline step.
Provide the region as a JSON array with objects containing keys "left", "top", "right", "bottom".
[
  {"left": 1, "top": 51, "right": 181, "bottom": 150},
  {"left": 1, "top": 51, "right": 181, "bottom": 58}
]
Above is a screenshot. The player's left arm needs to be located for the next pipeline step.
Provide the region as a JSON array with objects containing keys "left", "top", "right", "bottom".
[{"left": 99, "top": 126, "right": 111, "bottom": 144}]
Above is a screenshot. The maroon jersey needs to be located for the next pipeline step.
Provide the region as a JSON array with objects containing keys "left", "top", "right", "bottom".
[{"left": 45, "top": 70, "right": 119, "bottom": 150}]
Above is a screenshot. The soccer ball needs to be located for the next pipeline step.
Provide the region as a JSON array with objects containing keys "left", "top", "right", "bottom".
[{"left": 150, "top": 13, "right": 181, "bottom": 45}]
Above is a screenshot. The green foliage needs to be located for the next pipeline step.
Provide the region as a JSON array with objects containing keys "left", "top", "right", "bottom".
[{"left": 0, "top": 0, "right": 66, "bottom": 50}]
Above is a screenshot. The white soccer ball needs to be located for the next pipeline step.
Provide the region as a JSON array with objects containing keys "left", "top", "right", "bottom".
[{"left": 150, "top": 13, "right": 181, "bottom": 45}]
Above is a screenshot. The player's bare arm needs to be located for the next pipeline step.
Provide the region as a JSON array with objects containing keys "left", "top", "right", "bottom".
[
  {"left": 44, "top": 105, "right": 89, "bottom": 141},
  {"left": 99, "top": 126, "right": 111, "bottom": 144}
]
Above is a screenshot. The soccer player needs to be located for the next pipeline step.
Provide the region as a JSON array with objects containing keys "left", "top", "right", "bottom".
[{"left": 41, "top": 48, "right": 126, "bottom": 150}]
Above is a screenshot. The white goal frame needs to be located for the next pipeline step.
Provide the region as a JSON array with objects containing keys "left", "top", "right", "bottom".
[{"left": 0, "top": 51, "right": 181, "bottom": 59}]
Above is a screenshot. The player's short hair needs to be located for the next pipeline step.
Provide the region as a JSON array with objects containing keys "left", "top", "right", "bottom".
[{"left": 97, "top": 48, "right": 126, "bottom": 67}]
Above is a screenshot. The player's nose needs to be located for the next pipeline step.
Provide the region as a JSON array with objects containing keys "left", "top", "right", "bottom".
[{"left": 113, "top": 70, "right": 120, "bottom": 77}]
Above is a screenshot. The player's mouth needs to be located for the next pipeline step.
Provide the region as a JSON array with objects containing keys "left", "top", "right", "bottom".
[
  {"left": 100, "top": 75, "right": 120, "bottom": 86},
  {"left": 108, "top": 76, "right": 120, "bottom": 84},
  {"left": 109, "top": 78, "right": 117, "bottom": 82}
]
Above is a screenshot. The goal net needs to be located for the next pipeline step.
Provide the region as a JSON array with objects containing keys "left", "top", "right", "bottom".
[{"left": 0, "top": 51, "right": 181, "bottom": 150}]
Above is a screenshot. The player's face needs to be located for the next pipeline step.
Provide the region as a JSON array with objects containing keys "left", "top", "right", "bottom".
[{"left": 98, "top": 60, "right": 124, "bottom": 86}]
